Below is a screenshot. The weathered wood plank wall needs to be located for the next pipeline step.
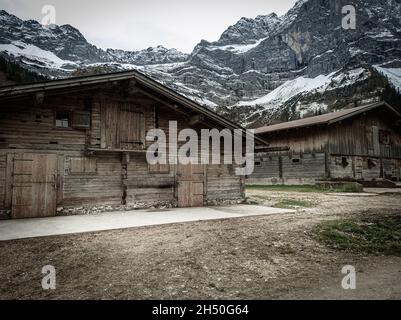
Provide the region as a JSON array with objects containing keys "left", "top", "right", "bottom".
[
  {"left": 252, "top": 108, "right": 401, "bottom": 184},
  {"left": 0, "top": 87, "right": 244, "bottom": 212}
]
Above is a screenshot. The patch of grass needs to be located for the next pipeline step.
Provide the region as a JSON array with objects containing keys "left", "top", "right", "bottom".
[
  {"left": 273, "top": 199, "right": 314, "bottom": 209},
  {"left": 314, "top": 216, "right": 401, "bottom": 256},
  {"left": 250, "top": 195, "right": 272, "bottom": 201},
  {"left": 247, "top": 184, "right": 362, "bottom": 193}
]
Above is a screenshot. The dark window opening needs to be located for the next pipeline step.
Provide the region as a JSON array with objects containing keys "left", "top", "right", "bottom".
[
  {"left": 292, "top": 158, "right": 301, "bottom": 164},
  {"left": 55, "top": 111, "right": 71, "bottom": 128},
  {"left": 341, "top": 157, "right": 349, "bottom": 168},
  {"left": 367, "top": 158, "right": 376, "bottom": 169},
  {"left": 255, "top": 161, "right": 262, "bottom": 167},
  {"left": 379, "top": 130, "right": 391, "bottom": 145}
]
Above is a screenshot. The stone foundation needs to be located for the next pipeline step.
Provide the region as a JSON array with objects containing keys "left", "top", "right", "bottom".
[
  {"left": 205, "top": 198, "right": 245, "bottom": 207},
  {"left": 1, "top": 198, "right": 245, "bottom": 219},
  {"left": 56, "top": 200, "right": 178, "bottom": 216}
]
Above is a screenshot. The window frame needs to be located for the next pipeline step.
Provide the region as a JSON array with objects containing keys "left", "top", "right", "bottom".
[
  {"left": 379, "top": 130, "right": 391, "bottom": 146},
  {"left": 254, "top": 160, "right": 262, "bottom": 167},
  {"left": 72, "top": 110, "right": 91, "bottom": 130},
  {"left": 54, "top": 110, "right": 72, "bottom": 130}
]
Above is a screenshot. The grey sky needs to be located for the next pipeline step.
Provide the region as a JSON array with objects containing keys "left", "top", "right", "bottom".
[{"left": 0, "top": 0, "right": 298, "bottom": 53}]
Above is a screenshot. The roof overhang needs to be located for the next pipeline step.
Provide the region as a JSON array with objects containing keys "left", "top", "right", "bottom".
[{"left": 256, "top": 102, "right": 401, "bottom": 135}]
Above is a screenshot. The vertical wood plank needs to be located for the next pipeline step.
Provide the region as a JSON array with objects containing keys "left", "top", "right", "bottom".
[
  {"left": 4, "top": 153, "right": 14, "bottom": 209},
  {"left": 57, "top": 155, "right": 64, "bottom": 205}
]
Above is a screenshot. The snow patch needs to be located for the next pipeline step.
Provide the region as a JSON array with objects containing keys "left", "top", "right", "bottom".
[
  {"left": 296, "top": 102, "right": 328, "bottom": 118},
  {"left": 237, "top": 72, "right": 335, "bottom": 107},
  {"left": 0, "top": 41, "right": 77, "bottom": 70},
  {"left": 374, "top": 66, "right": 401, "bottom": 90},
  {"left": 236, "top": 68, "right": 369, "bottom": 118},
  {"left": 207, "top": 37, "right": 267, "bottom": 54}
]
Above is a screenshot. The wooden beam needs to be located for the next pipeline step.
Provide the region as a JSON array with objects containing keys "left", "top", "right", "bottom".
[
  {"left": 87, "top": 147, "right": 147, "bottom": 154},
  {"left": 255, "top": 146, "right": 290, "bottom": 152}
]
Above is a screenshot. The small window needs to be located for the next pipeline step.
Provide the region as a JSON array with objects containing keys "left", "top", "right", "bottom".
[
  {"left": 292, "top": 158, "right": 301, "bottom": 164},
  {"left": 55, "top": 111, "right": 71, "bottom": 128},
  {"left": 341, "top": 157, "right": 349, "bottom": 168},
  {"left": 379, "top": 130, "right": 391, "bottom": 145},
  {"left": 72, "top": 111, "right": 91, "bottom": 129},
  {"left": 70, "top": 157, "right": 97, "bottom": 174},
  {"left": 367, "top": 158, "right": 377, "bottom": 169},
  {"left": 255, "top": 160, "right": 262, "bottom": 167}
]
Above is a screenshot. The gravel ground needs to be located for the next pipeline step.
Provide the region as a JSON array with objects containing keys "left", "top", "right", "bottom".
[{"left": 0, "top": 189, "right": 400, "bottom": 300}]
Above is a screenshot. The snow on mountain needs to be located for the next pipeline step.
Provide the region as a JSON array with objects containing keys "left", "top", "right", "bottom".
[
  {"left": 0, "top": 41, "right": 77, "bottom": 70},
  {"left": 206, "top": 37, "right": 268, "bottom": 54},
  {"left": 217, "top": 13, "right": 282, "bottom": 45},
  {"left": 1, "top": 0, "right": 401, "bottom": 126},
  {"left": 105, "top": 45, "right": 189, "bottom": 65},
  {"left": 237, "top": 68, "right": 370, "bottom": 114},
  {"left": 276, "top": 0, "right": 308, "bottom": 32},
  {"left": 374, "top": 66, "right": 401, "bottom": 91}
]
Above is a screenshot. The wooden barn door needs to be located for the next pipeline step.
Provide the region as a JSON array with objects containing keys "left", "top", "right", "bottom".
[
  {"left": 11, "top": 154, "right": 58, "bottom": 219},
  {"left": 101, "top": 101, "right": 145, "bottom": 150},
  {"left": 177, "top": 163, "right": 204, "bottom": 207},
  {"left": 119, "top": 104, "right": 145, "bottom": 150}
]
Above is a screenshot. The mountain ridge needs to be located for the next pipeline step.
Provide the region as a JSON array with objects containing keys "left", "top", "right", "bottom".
[{"left": 1, "top": 0, "right": 401, "bottom": 126}]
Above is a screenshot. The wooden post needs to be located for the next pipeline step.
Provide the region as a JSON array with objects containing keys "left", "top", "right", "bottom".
[{"left": 121, "top": 153, "right": 130, "bottom": 205}]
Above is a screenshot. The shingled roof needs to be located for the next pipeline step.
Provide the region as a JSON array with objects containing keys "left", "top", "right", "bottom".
[{"left": 256, "top": 102, "right": 401, "bottom": 134}]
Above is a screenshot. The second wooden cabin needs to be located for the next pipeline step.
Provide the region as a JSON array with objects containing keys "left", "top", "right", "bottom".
[{"left": 249, "top": 102, "right": 401, "bottom": 185}]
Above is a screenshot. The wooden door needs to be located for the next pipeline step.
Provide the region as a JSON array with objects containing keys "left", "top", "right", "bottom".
[
  {"left": 119, "top": 104, "right": 145, "bottom": 150},
  {"left": 11, "top": 154, "right": 58, "bottom": 219},
  {"left": 177, "top": 163, "right": 204, "bottom": 207},
  {"left": 101, "top": 101, "right": 145, "bottom": 150}
]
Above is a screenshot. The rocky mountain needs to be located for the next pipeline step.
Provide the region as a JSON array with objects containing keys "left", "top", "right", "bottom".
[
  {"left": 1, "top": 0, "right": 401, "bottom": 126},
  {"left": 0, "top": 10, "right": 188, "bottom": 72}
]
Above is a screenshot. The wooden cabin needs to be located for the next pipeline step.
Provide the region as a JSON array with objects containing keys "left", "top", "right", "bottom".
[
  {"left": 249, "top": 102, "right": 401, "bottom": 185},
  {"left": 0, "top": 70, "right": 265, "bottom": 219}
]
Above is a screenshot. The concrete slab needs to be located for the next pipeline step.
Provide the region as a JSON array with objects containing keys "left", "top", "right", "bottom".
[
  {"left": 0, "top": 205, "right": 295, "bottom": 241},
  {"left": 328, "top": 192, "right": 379, "bottom": 197}
]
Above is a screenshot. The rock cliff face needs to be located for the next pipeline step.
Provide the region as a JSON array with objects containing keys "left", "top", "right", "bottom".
[{"left": 1, "top": 0, "right": 401, "bottom": 126}]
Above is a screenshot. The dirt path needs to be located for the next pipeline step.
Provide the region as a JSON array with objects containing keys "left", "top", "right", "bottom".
[
  {"left": 283, "top": 256, "right": 401, "bottom": 300},
  {"left": 0, "top": 190, "right": 400, "bottom": 299}
]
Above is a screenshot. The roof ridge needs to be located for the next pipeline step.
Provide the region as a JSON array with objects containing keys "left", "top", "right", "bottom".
[{"left": 256, "top": 102, "right": 397, "bottom": 134}]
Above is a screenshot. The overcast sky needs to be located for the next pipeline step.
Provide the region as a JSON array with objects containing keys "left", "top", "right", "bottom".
[{"left": 1, "top": 0, "right": 298, "bottom": 53}]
